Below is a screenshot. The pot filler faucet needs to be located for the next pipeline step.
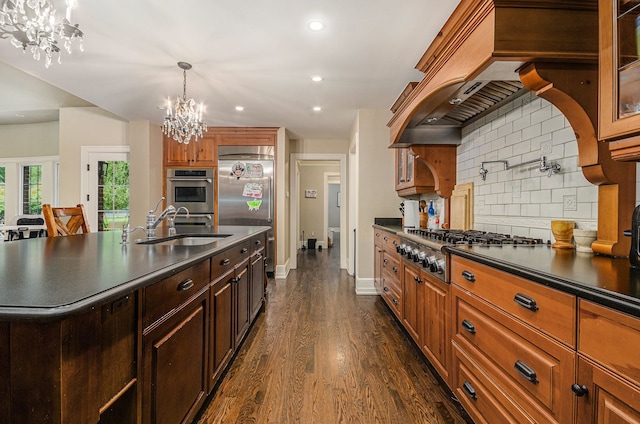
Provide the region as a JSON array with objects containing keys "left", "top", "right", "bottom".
[
  {"left": 146, "top": 197, "right": 176, "bottom": 239},
  {"left": 479, "top": 156, "right": 561, "bottom": 181}
]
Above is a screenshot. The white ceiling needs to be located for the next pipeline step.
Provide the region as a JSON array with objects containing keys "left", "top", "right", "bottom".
[{"left": 0, "top": 0, "right": 460, "bottom": 140}]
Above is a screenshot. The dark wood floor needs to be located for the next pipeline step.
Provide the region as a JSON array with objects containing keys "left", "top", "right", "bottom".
[{"left": 195, "top": 245, "right": 471, "bottom": 424}]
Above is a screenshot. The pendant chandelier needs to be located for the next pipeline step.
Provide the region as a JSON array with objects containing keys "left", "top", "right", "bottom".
[
  {"left": 0, "top": 0, "right": 84, "bottom": 68},
  {"left": 162, "top": 62, "right": 208, "bottom": 145}
]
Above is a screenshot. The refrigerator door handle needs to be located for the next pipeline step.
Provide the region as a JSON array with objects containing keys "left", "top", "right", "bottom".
[{"left": 268, "top": 176, "right": 273, "bottom": 223}]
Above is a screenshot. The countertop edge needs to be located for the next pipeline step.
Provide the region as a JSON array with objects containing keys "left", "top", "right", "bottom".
[
  {"left": 446, "top": 246, "right": 640, "bottom": 318},
  {"left": 0, "top": 227, "right": 269, "bottom": 321}
]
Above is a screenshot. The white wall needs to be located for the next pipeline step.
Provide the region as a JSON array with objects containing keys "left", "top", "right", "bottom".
[
  {"left": 129, "top": 121, "right": 163, "bottom": 226},
  {"left": 352, "top": 109, "right": 399, "bottom": 294},
  {"left": 275, "top": 128, "right": 290, "bottom": 279},
  {"left": 456, "top": 92, "right": 598, "bottom": 242},
  {"left": 298, "top": 162, "right": 340, "bottom": 247},
  {"left": 0, "top": 122, "right": 59, "bottom": 157}
]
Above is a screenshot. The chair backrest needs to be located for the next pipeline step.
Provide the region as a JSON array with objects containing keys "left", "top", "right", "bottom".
[{"left": 42, "top": 204, "right": 91, "bottom": 237}]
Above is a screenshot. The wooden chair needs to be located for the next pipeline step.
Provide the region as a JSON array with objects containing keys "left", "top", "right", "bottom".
[{"left": 42, "top": 204, "right": 91, "bottom": 237}]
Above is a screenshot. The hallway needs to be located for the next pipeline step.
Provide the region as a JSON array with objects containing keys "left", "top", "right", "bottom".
[{"left": 195, "top": 245, "right": 470, "bottom": 423}]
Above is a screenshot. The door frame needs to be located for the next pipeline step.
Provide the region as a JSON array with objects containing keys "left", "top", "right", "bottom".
[
  {"left": 80, "top": 146, "right": 130, "bottom": 230},
  {"left": 289, "top": 153, "right": 347, "bottom": 270}
]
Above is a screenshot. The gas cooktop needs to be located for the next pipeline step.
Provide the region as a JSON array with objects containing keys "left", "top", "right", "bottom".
[{"left": 405, "top": 228, "right": 550, "bottom": 246}]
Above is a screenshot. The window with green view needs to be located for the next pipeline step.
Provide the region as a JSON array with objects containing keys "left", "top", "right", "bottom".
[
  {"left": 22, "top": 165, "right": 42, "bottom": 215},
  {"left": 98, "top": 161, "right": 129, "bottom": 231}
]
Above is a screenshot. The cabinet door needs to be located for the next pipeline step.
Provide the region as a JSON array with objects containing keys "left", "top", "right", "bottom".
[
  {"left": 422, "top": 275, "right": 450, "bottom": 383},
  {"left": 142, "top": 291, "right": 208, "bottom": 424},
  {"left": 599, "top": 0, "right": 640, "bottom": 142},
  {"left": 576, "top": 356, "right": 640, "bottom": 423},
  {"left": 250, "top": 249, "right": 265, "bottom": 321},
  {"left": 210, "top": 271, "right": 234, "bottom": 386},
  {"left": 396, "top": 149, "right": 406, "bottom": 187},
  {"left": 234, "top": 260, "right": 251, "bottom": 346},
  {"left": 163, "top": 136, "right": 215, "bottom": 167},
  {"left": 164, "top": 137, "right": 190, "bottom": 166},
  {"left": 402, "top": 262, "right": 422, "bottom": 344},
  {"left": 374, "top": 244, "right": 383, "bottom": 293}
]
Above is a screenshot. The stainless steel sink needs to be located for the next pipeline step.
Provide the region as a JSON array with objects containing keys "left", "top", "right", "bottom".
[{"left": 137, "top": 234, "right": 231, "bottom": 246}]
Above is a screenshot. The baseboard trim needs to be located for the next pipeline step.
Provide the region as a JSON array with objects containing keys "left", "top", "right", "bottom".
[
  {"left": 275, "top": 259, "right": 290, "bottom": 280},
  {"left": 355, "top": 277, "right": 378, "bottom": 295}
]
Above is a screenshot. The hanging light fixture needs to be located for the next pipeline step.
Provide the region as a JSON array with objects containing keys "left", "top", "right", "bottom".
[
  {"left": 0, "top": 0, "right": 84, "bottom": 68},
  {"left": 162, "top": 62, "right": 208, "bottom": 145}
]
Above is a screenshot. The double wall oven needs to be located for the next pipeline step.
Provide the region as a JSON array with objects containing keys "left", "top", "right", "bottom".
[{"left": 166, "top": 168, "right": 214, "bottom": 226}]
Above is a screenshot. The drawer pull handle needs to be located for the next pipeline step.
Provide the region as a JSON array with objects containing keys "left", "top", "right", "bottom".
[
  {"left": 514, "top": 360, "right": 539, "bottom": 384},
  {"left": 414, "top": 276, "right": 422, "bottom": 284},
  {"left": 231, "top": 277, "right": 240, "bottom": 283},
  {"left": 393, "top": 240, "right": 398, "bottom": 246},
  {"left": 461, "top": 319, "right": 476, "bottom": 334},
  {"left": 383, "top": 286, "right": 389, "bottom": 293},
  {"left": 177, "top": 279, "right": 194, "bottom": 292},
  {"left": 221, "top": 258, "right": 231, "bottom": 266},
  {"left": 462, "top": 381, "right": 477, "bottom": 400},
  {"left": 383, "top": 259, "right": 388, "bottom": 265},
  {"left": 383, "top": 236, "right": 388, "bottom": 241},
  {"left": 392, "top": 266, "right": 398, "bottom": 273},
  {"left": 461, "top": 270, "right": 475, "bottom": 282},
  {"left": 255, "top": 240, "right": 262, "bottom": 245},
  {"left": 514, "top": 293, "right": 539, "bottom": 311},
  {"left": 571, "top": 384, "right": 589, "bottom": 397},
  {"left": 392, "top": 298, "right": 398, "bottom": 305},
  {"left": 241, "top": 247, "right": 248, "bottom": 254}
]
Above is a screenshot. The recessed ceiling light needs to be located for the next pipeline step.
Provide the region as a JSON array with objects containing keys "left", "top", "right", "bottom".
[
  {"left": 311, "top": 75, "right": 323, "bottom": 82},
  {"left": 307, "top": 20, "right": 324, "bottom": 31},
  {"left": 235, "top": 106, "right": 244, "bottom": 111},
  {"left": 313, "top": 106, "right": 322, "bottom": 112}
]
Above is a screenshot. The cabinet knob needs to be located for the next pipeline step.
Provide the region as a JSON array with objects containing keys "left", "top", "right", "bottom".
[
  {"left": 221, "top": 258, "right": 231, "bottom": 266},
  {"left": 255, "top": 240, "right": 262, "bottom": 245},
  {"left": 241, "top": 247, "right": 248, "bottom": 254},
  {"left": 571, "top": 384, "right": 589, "bottom": 397}
]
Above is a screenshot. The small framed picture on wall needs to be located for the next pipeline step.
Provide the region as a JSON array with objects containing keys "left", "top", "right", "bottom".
[{"left": 305, "top": 189, "right": 317, "bottom": 198}]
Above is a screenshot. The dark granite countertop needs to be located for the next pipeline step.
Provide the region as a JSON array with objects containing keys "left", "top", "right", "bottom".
[
  {"left": 0, "top": 225, "right": 269, "bottom": 320},
  {"left": 372, "top": 222, "right": 640, "bottom": 318}
]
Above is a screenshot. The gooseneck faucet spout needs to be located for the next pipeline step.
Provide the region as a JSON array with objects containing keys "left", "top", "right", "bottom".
[{"left": 146, "top": 197, "right": 176, "bottom": 239}]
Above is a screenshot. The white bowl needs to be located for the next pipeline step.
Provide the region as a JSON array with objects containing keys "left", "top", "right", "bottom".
[{"left": 573, "top": 229, "right": 597, "bottom": 253}]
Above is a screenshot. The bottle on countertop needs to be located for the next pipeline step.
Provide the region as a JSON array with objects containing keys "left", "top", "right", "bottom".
[{"left": 427, "top": 200, "right": 436, "bottom": 229}]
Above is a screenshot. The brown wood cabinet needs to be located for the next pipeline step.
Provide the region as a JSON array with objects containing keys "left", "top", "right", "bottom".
[
  {"left": 373, "top": 228, "right": 402, "bottom": 319},
  {"left": 250, "top": 247, "right": 266, "bottom": 320},
  {"left": 402, "top": 260, "right": 451, "bottom": 383},
  {"left": 450, "top": 256, "right": 577, "bottom": 424},
  {"left": 164, "top": 136, "right": 215, "bottom": 167},
  {"left": 209, "top": 269, "right": 234, "bottom": 387},
  {"left": 395, "top": 148, "right": 436, "bottom": 196},
  {"left": 142, "top": 290, "right": 208, "bottom": 424},
  {"left": 600, "top": 0, "right": 640, "bottom": 159},
  {"left": 233, "top": 258, "right": 251, "bottom": 347},
  {"left": 575, "top": 300, "right": 640, "bottom": 423}
]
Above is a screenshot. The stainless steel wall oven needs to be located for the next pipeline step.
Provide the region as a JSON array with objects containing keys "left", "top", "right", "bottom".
[{"left": 166, "top": 168, "right": 214, "bottom": 225}]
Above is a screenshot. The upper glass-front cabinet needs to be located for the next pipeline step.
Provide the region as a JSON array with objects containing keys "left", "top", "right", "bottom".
[{"left": 600, "top": 0, "right": 640, "bottom": 143}]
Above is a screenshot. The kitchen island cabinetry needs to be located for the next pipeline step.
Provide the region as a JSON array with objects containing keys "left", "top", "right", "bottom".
[
  {"left": 0, "top": 226, "right": 269, "bottom": 424},
  {"left": 250, "top": 246, "right": 266, "bottom": 320},
  {"left": 575, "top": 300, "right": 640, "bottom": 423},
  {"left": 600, "top": 0, "right": 640, "bottom": 159},
  {"left": 374, "top": 229, "right": 403, "bottom": 319}
]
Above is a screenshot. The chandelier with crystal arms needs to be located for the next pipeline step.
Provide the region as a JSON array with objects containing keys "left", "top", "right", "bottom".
[
  {"left": 162, "top": 62, "right": 208, "bottom": 145},
  {"left": 0, "top": 0, "right": 83, "bottom": 68}
]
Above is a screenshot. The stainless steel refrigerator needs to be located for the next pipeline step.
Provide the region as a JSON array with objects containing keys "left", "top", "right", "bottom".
[{"left": 218, "top": 145, "right": 274, "bottom": 276}]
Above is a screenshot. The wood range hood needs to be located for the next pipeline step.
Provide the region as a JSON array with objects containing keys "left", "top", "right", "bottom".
[{"left": 388, "top": 0, "right": 636, "bottom": 257}]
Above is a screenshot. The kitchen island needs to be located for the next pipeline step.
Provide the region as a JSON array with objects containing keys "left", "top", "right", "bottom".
[{"left": 0, "top": 225, "right": 269, "bottom": 424}]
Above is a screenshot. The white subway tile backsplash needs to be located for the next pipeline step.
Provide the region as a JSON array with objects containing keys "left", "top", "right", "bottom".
[
  {"left": 541, "top": 114, "right": 565, "bottom": 135},
  {"left": 458, "top": 97, "right": 596, "bottom": 234}
]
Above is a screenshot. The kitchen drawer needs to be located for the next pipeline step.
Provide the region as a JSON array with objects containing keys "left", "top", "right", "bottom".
[
  {"left": 453, "top": 343, "right": 535, "bottom": 424},
  {"left": 382, "top": 251, "right": 401, "bottom": 292},
  {"left": 452, "top": 286, "right": 575, "bottom": 423},
  {"left": 451, "top": 255, "right": 576, "bottom": 347},
  {"left": 143, "top": 259, "right": 210, "bottom": 329},
  {"left": 382, "top": 284, "right": 402, "bottom": 320},
  {"left": 250, "top": 233, "right": 267, "bottom": 253},
  {"left": 578, "top": 299, "right": 640, "bottom": 388},
  {"left": 211, "top": 240, "right": 252, "bottom": 278},
  {"left": 382, "top": 232, "right": 400, "bottom": 253}
]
